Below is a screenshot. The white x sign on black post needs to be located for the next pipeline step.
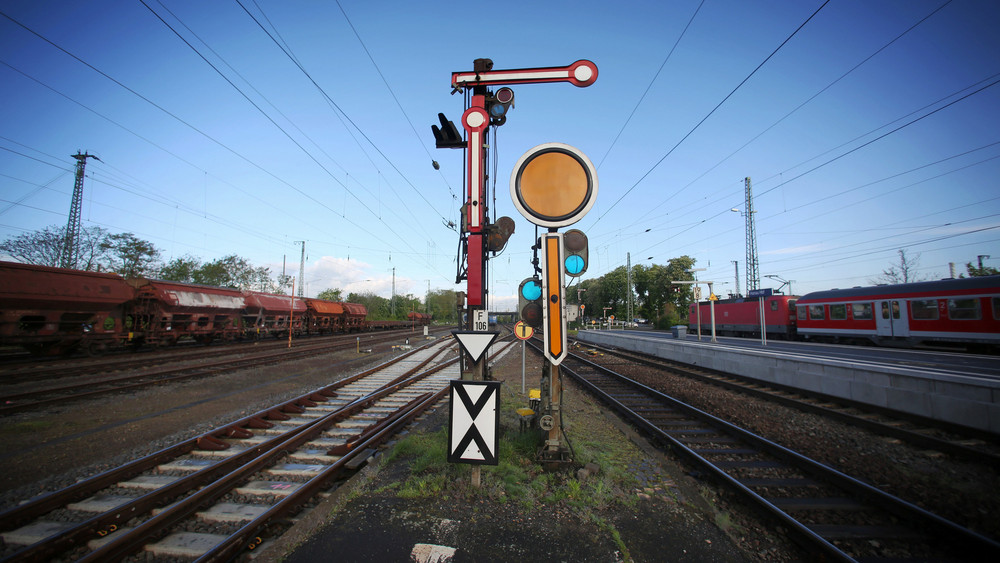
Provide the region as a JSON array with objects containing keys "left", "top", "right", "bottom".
[{"left": 447, "top": 380, "right": 501, "bottom": 465}]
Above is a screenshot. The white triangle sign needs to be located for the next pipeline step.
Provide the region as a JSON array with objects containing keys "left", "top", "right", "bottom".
[{"left": 452, "top": 331, "right": 499, "bottom": 363}]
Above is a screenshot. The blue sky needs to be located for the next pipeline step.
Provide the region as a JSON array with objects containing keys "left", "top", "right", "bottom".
[{"left": 1, "top": 0, "right": 998, "bottom": 311}]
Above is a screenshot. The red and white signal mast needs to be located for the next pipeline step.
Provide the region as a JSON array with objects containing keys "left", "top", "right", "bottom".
[{"left": 434, "top": 58, "right": 598, "bottom": 466}]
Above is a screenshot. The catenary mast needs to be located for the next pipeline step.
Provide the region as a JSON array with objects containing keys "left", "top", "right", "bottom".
[
  {"left": 61, "top": 151, "right": 100, "bottom": 269},
  {"left": 744, "top": 177, "right": 760, "bottom": 293}
]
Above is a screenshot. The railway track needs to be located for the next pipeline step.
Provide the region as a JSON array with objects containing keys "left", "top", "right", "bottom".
[
  {"left": 0, "top": 328, "right": 431, "bottom": 385},
  {"left": 533, "top": 340, "right": 1000, "bottom": 561},
  {"left": 0, "top": 336, "right": 511, "bottom": 562},
  {"left": 579, "top": 342, "right": 1000, "bottom": 466},
  {"left": 0, "top": 330, "right": 437, "bottom": 416}
]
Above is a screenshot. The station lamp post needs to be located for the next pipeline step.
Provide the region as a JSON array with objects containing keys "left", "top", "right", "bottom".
[{"left": 674, "top": 277, "right": 717, "bottom": 343}]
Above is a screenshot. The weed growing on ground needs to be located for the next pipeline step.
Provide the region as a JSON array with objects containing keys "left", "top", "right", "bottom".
[{"left": 383, "top": 391, "right": 644, "bottom": 516}]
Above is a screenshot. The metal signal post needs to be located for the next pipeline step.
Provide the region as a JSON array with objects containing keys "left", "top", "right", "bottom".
[
  {"left": 511, "top": 143, "right": 598, "bottom": 465},
  {"left": 436, "top": 58, "right": 597, "bottom": 477},
  {"left": 435, "top": 59, "right": 598, "bottom": 381}
]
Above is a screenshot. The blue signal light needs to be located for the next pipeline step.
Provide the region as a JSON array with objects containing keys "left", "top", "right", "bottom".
[
  {"left": 521, "top": 279, "right": 541, "bottom": 300},
  {"left": 565, "top": 255, "right": 585, "bottom": 276}
]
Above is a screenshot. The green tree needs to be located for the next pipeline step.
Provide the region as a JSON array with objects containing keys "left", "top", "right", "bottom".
[
  {"left": 317, "top": 288, "right": 343, "bottom": 301},
  {"left": 965, "top": 261, "right": 999, "bottom": 277},
  {"left": 348, "top": 291, "right": 390, "bottom": 320},
  {"left": 159, "top": 254, "right": 200, "bottom": 282},
  {"left": 0, "top": 224, "right": 109, "bottom": 270},
  {"left": 427, "top": 289, "right": 459, "bottom": 323},
  {"left": 100, "top": 232, "right": 160, "bottom": 278},
  {"left": 193, "top": 255, "right": 258, "bottom": 289}
]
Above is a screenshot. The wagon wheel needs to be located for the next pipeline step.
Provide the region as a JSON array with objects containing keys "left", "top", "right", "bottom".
[{"left": 85, "top": 341, "right": 108, "bottom": 357}]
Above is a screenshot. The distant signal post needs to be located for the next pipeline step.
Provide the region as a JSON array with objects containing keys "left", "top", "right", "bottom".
[{"left": 511, "top": 143, "right": 598, "bottom": 465}]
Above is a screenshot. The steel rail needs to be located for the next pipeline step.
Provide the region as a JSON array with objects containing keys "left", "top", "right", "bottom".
[
  {"left": 80, "top": 341, "right": 474, "bottom": 562},
  {"left": 582, "top": 341, "right": 1000, "bottom": 464},
  {"left": 0, "top": 339, "right": 452, "bottom": 562},
  {"left": 0, "top": 331, "right": 418, "bottom": 415},
  {"left": 531, "top": 340, "right": 1000, "bottom": 561}
]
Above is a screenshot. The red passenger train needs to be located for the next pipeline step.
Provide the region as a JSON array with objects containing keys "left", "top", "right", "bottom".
[
  {"left": 688, "top": 276, "right": 1000, "bottom": 350},
  {"left": 0, "top": 261, "right": 430, "bottom": 356},
  {"left": 794, "top": 277, "right": 1000, "bottom": 349}
]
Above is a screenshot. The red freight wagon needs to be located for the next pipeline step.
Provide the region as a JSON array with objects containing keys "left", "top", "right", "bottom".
[
  {"left": 689, "top": 295, "right": 798, "bottom": 340},
  {"left": 0, "top": 261, "right": 134, "bottom": 355},
  {"left": 795, "top": 277, "right": 1000, "bottom": 349},
  {"left": 342, "top": 303, "right": 367, "bottom": 332},
  {"left": 242, "top": 291, "right": 308, "bottom": 339},
  {"left": 408, "top": 311, "right": 432, "bottom": 325},
  {"left": 128, "top": 279, "right": 245, "bottom": 346},
  {"left": 303, "top": 298, "right": 346, "bottom": 334}
]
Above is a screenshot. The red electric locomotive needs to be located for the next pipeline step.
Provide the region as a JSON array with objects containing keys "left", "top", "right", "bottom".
[
  {"left": 689, "top": 295, "right": 798, "bottom": 340},
  {"left": 794, "top": 276, "right": 1000, "bottom": 349}
]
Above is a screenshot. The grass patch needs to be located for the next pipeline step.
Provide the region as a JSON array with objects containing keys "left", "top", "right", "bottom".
[
  {"left": 382, "top": 388, "right": 643, "bottom": 514},
  {"left": 0, "top": 419, "right": 54, "bottom": 435},
  {"left": 714, "top": 511, "right": 740, "bottom": 534}
]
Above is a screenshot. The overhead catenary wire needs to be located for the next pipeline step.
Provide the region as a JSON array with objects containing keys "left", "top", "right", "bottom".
[
  {"left": 590, "top": 0, "right": 831, "bottom": 227},
  {"left": 625, "top": 0, "right": 956, "bottom": 232},
  {"left": 0, "top": 10, "right": 405, "bottom": 254},
  {"left": 233, "top": 0, "right": 452, "bottom": 229}
]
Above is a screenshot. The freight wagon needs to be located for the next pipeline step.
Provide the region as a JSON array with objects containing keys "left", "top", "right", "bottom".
[{"left": 0, "top": 261, "right": 422, "bottom": 356}]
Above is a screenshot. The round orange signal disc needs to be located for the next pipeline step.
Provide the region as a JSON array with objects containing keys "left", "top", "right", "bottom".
[{"left": 511, "top": 143, "right": 597, "bottom": 228}]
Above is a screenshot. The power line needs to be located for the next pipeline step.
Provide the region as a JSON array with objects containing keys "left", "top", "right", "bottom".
[
  {"left": 596, "top": 0, "right": 706, "bottom": 170},
  {"left": 754, "top": 76, "right": 1000, "bottom": 201},
  {"left": 332, "top": 0, "right": 456, "bottom": 201},
  {"left": 0, "top": 10, "right": 389, "bottom": 252},
  {"left": 624, "top": 0, "right": 955, "bottom": 231},
  {"left": 233, "top": 0, "right": 451, "bottom": 227},
  {"left": 590, "top": 0, "right": 830, "bottom": 227}
]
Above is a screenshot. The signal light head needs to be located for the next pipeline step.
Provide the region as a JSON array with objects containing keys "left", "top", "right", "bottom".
[
  {"left": 565, "top": 255, "right": 585, "bottom": 276},
  {"left": 487, "top": 87, "right": 514, "bottom": 125},
  {"left": 518, "top": 277, "right": 543, "bottom": 328},
  {"left": 562, "top": 229, "right": 589, "bottom": 277},
  {"left": 520, "top": 278, "right": 541, "bottom": 300},
  {"left": 486, "top": 216, "right": 516, "bottom": 253}
]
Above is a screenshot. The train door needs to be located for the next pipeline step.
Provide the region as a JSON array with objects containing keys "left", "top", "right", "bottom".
[{"left": 876, "top": 300, "right": 909, "bottom": 338}]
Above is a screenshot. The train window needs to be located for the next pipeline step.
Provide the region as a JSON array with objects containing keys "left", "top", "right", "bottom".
[
  {"left": 948, "top": 298, "right": 981, "bottom": 320},
  {"left": 808, "top": 305, "right": 824, "bottom": 320},
  {"left": 911, "top": 299, "right": 939, "bottom": 320},
  {"left": 851, "top": 303, "right": 873, "bottom": 320},
  {"left": 881, "top": 302, "right": 889, "bottom": 319},
  {"left": 830, "top": 304, "right": 847, "bottom": 320},
  {"left": 797, "top": 306, "right": 806, "bottom": 320},
  {"left": 770, "top": 300, "right": 779, "bottom": 311}
]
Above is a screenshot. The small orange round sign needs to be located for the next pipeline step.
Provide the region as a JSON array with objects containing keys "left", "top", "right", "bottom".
[{"left": 514, "top": 321, "right": 534, "bottom": 340}]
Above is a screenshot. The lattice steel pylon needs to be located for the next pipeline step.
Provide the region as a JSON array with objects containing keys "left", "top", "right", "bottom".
[
  {"left": 295, "top": 241, "right": 306, "bottom": 298},
  {"left": 61, "top": 152, "right": 100, "bottom": 269},
  {"left": 744, "top": 177, "right": 760, "bottom": 293}
]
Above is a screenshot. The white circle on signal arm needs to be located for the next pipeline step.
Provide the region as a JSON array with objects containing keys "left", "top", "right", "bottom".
[
  {"left": 466, "top": 111, "right": 486, "bottom": 128},
  {"left": 574, "top": 65, "right": 593, "bottom": 82}
]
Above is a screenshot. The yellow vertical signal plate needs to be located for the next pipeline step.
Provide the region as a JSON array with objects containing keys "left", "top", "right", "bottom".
[{"left": 542, "top": 233, "right": 566, "bottom": 364}]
